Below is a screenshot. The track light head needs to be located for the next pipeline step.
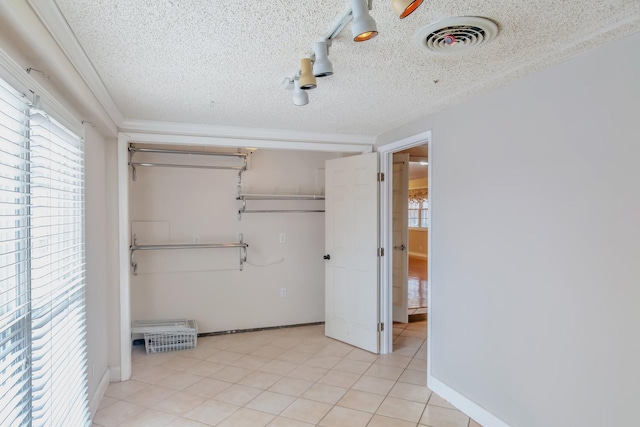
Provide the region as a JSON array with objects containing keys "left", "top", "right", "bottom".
[
  {"left": 299, "top": 58, "right": 317, "bottom": 90},
  {"left": 313, "top": 42, "right": 333, "bottom": 77},
  {"left": 351, "top": 0, "right": 378, "bottom": 42},
  {"left": 391, "top": 0, "right": 424, "bottom": 19},
  {"left": 293, "top": 79, "right": 309, "bottom": 106}
]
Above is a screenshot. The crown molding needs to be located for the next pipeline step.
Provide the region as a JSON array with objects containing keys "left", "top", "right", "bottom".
[
  {"left": 119, "top": 131, "right": 373, "bottom": 154},
  {"left": 28, "top": 0, "right": 124, "bottom": 126},
  {"left": 120, "top": 119, "right": 376, "bottom": 146}
]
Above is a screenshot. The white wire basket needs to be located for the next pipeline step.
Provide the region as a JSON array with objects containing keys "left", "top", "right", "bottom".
[{"left": 132, "top": 319, "right": 198, "bottom": 354}]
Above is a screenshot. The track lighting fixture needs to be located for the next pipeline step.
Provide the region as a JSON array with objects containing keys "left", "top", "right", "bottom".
[
  {"left": 293, "top": 79, "right": 309, "bottom": 106},
  {"left": 313, "top": 41, "right": 333, "bottom": 77},
  {"left": 391, "top": 0, "right": 424, "bottom": 19},
  {"left": 284, "top": 0, "right": 423, "bottom": 104},
  {"left": 299, "top": 58, "right": 317, "bottom": 90},
  {"left": 351, "top": 0, "right": 378, "bottom": 42}
]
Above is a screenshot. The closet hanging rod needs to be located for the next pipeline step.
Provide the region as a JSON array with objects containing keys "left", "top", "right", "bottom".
[
  {"left": 130, "top": 162, "right": 245, "bottom": 171},
  {"left": 129, "top": 235, "right": 248, "bottom": 275},
  {"left": 128, "top": 147, "right": 247, "bottom": 158},
  {"left": 237, "top": 194, "right": 325, "bottom": 200},
  {"left": 241, "top": 210, "right": 325, "bottom": 214},
  {"left": 131, "top": 242, "right": 248, "bottom": 251}
]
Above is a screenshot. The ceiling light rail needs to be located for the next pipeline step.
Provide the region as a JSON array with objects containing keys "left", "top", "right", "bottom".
[
  {"left": 128, "top": 145, "right": 248, "bottom": 181},
  {"left": 284, "top": 0, "right": 424, "bottom": 106}
]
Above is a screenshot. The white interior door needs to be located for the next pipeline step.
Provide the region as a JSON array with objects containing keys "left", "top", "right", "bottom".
[
  {"left": 325, "top": 152, "right": 379, "bottom": 353},
  {"left": 392, "top": 154, "right": 409, "bottom": 323}
]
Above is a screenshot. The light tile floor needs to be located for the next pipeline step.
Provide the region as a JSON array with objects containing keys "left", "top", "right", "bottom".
[{"left": 93, "top": 321, "right": 482, "bottom": 427}]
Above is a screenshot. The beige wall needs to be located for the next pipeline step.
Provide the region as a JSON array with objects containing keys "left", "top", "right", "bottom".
[
  {"left": 408, "top": 229, "right": 427, "bottom": 258},
  {"left": 377, "top": 31, "right": 640, "bottom": 427}
]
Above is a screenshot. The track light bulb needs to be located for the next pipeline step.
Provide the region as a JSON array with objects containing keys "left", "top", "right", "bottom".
[
  {"left": 313, "top": 42, "right": 333, "bottom": 77},
  {"left": 299, "top": 58, "right": 317, "bottom": 90},
  {"left": 293, "top": 79, "right": 309, "bottom": 106},
  {"left": 351, "top": 0, "right": 378, "bottom": 42},
  {"left": 391, "top": 0, "right": 424, "bottom": 19}
]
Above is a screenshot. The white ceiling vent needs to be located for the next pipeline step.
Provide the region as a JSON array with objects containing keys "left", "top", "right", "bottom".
[{"left": 415, "top": 16, "right": 499, "bottom": 54}]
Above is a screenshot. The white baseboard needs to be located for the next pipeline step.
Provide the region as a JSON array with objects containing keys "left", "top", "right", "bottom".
[
  {"left": 427, "top": 375, "right": 511, "bottom": 427},
  {"left": 109, "top": 366, "right": 121, "bottom": 382},
  {"left": 409, "top": 252, "right": 428, "bottom": 259},
  {"left": 89, "top": 368, "right": 111, "bottom": 420}
]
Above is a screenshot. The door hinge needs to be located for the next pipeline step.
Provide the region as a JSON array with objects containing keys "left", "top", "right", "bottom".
[
  {"left": 377, "top": 172, "right": 384, "bottom": 182},
  {"left": 378, "top": 247, "right": 384, "bottom": 257},
  {"left": 378, "top": 322, "right": 385, "bottom": 332}
]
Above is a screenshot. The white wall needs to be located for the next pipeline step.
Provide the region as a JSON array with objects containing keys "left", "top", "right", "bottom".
[
  {"left": 84, "top": 125, "right": 114, "bottom": 407},
  {"left": 129, "top": 148, "right": 334, "bottom": 333},
  {"left": 377, "top": 31, "right": 640, "bottom": 426}
]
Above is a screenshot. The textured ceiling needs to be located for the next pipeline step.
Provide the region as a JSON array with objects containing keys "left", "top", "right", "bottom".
[{"left": 54, "top": 0, "right": 640, "bottom": 137}]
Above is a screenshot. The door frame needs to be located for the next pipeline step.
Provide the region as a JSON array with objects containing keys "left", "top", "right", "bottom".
[{"left": 378, "top": 130, "right": 431, "bottom": 354}]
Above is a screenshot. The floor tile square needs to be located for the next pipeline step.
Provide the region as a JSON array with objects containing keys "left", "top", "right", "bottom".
[
  {"left": 351, "top": 375, "right": 396, "bottom": 396},
  {"left": 398, "top": 368, "right": 427, "bottom": 386},
  {"left": 364, "top": 364, "right": 404, "bottom": 381},
  {"left": 232, "top": 355, "right": 272, "bottom": 370},
  {"left": 157, "top": 372, "right": 204, "bottom": 391},
  {"left": 420, "top": 405, "right": 469, "bottom": 427},
  {"left": 105, "top": 380, "right": 149, "bottom": 400},
  {"left": 184, "top": 400, "right": 239, "bottom": 426},
  {"left": 368, "top": 414, "right": 417, "bottom": 427},
  {"left": 217, "top": 407, "right": 275, "bottom": 427},
  {"left": 317, "top": 370, "right": 361, "bottom": 388},
  {"left": 214, "top": 384, "right": 263, "bottom": 406},
  {"left": 93, "top": 400, "right": 146, "bottom": 427},
  {"left": 119, "top": 408, "right": 177, "bottom": 427},
  {"left": 336, "top": 389, "right": 385, "bottom": 413},
  {"left": 287, "top": 365, "right": 328, "bottom": 382},
  {"left": 184, "top": 361, "right": 226, "bottom": 377},
  {"left": 303, "top": 356, "right": 342, "bottom": 369},
  {"left": 376, "top": 396, "right": 426, "bottom": 423},
  {"left": 124, "top": 384, "right": 177, "bottom": 407},
  {"left": 268, "top": 377, "right": 314, "bottom": 397},
  {"left": 152, "top": 391, "right": 206, "bottom": 415},
  {"left": 246, "top": 391, "right": 297, "bottom": 415},
  {"left": 301, "top": 383, "right": 348, "bottom": 405},
  {"left": 266, "top": 416, "right": 315, "bottom": 426},
  {"left": 183, "top": 378, "right": 233, "bottom": 398},
  {"left": 389, "top": 382, "right": 432, "bottom": 403},
  {"left": 318, "top": 406, "right": 372, "bottom": 427},
  {"left": 259, "top": 360, "right": 298, "bottom": 376},
  {"left": 209, "top": 366, "right": 253, "bottom": 383},
  {"left": 237, "top": 371, "right": 282, "bottom": 390},
  {"left": 280, "top": 398, "right": 333, "bottom": 424},
  {"left": 332, "top": 359, "right": 372, "bottom": 375}
]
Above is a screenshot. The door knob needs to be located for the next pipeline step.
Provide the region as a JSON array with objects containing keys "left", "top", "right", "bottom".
[
  {"left": 323, "top": 254, "right": 331, "bottom": 260},
  {"left": 394, "top": 244, "right": 406, "bottom": 251}
]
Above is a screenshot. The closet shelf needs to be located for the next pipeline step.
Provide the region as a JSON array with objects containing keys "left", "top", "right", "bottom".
[
  {"left": 129, "top": 234, "right": 248, "bottom": 275},
  {"left": 128, "top": 145, "right": 248, "bottom": 181}
]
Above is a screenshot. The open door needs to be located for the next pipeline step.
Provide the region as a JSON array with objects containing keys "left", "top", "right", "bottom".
[
  {"left": 324, "top": 152, "right": 379, "bottom": 353},
  {"left": 392, "top": 154, "right": 409, "bottom": 323}
]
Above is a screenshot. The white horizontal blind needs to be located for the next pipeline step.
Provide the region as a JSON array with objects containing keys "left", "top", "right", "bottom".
[
  {"left": 0, "top": 75, "right": 89, "bottom": 426},
  {"left": 29, "top": 112, "right": 88, "bottom": 426},
  {"left": 0, "top": 77, "right": 31, "bottom": 426}
]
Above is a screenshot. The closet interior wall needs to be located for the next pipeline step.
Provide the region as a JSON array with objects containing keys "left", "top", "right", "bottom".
[{"left": 128, "top": 146, "right": 337, "bottom": 333}]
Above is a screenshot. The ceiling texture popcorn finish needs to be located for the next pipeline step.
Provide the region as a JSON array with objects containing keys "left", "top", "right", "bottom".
[{"left": 50, "top": 0, "right": 640, "bottom": 137}]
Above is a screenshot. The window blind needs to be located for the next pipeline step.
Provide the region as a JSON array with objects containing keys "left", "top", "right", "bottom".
[
  {"left": 0, "top": 74, "right": 32, "bottom": 427},
  {"left": 0, "top": 76, "right": 89, "bottom": 426}
]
